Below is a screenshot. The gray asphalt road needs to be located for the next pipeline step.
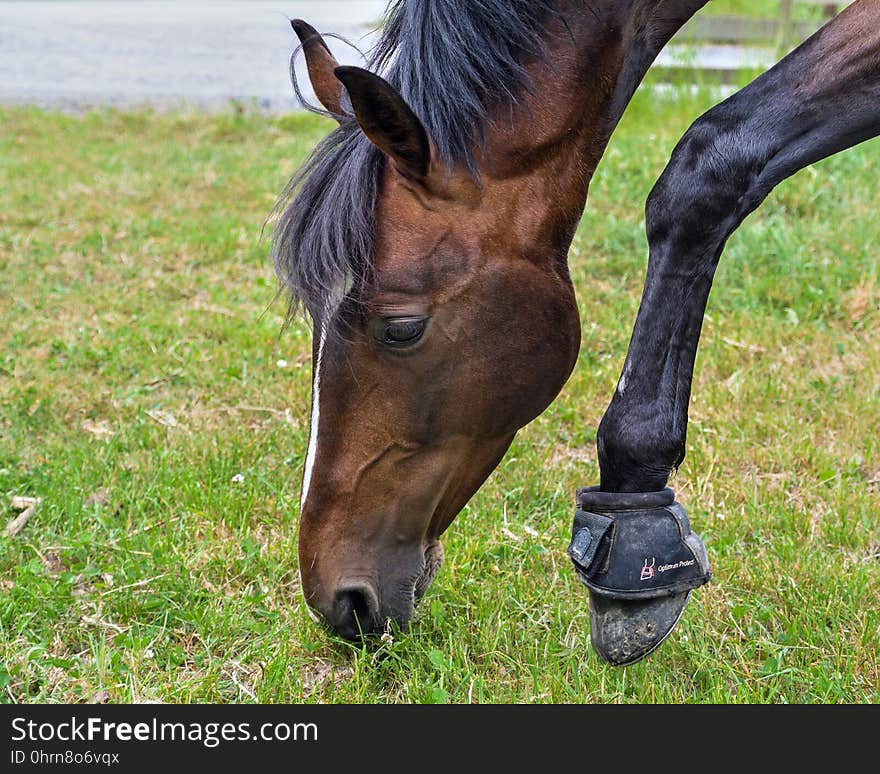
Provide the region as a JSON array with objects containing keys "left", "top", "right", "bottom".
[{"left": 0, "top": 1, "right": 386, "bottom": 111}]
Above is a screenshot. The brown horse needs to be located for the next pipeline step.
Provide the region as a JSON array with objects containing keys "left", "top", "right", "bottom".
[{"left": 272, "top": 0, "right": 880, "bottom": 661}]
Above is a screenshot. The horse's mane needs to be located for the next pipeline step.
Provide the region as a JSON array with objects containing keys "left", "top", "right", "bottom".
[{"left": 271, "top": 0, "right": 556, "bottom": 322}]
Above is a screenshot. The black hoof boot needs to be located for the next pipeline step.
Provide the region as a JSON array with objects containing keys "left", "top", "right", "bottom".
[{"left": 568, "top": 487, "right": 711, "bottom": 666}]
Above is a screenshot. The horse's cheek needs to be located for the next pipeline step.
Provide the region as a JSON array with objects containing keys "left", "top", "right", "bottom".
[{"left": 469, "top": 268, "right": 579, "bottom": 434}]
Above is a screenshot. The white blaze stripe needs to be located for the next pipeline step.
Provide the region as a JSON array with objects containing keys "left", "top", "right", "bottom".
[{"left": 300, "top": 322, "right": 327, "bottom": 510}]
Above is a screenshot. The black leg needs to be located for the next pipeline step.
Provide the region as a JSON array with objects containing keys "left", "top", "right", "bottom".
[{"left": 598, "top": 2, "right": 880, "bottom": 493}]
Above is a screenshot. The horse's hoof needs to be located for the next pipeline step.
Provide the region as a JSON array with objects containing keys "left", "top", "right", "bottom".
[
  {"left": 567, "top": 487, "right": 711, "bottom": 666},
  {"left": 588, "top": 591, "right": 690, "bottom": 666}
]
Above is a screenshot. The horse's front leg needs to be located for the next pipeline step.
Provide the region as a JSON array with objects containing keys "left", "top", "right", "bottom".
[{"left": 577, "top": 0, "right": 880, "bottom": 665}]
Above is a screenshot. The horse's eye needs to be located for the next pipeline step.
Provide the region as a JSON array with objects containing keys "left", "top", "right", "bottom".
[{"left": 375, "top": 316, "right": 428, "bottom": 348}]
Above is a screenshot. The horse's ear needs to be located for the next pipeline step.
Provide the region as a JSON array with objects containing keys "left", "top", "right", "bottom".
[
  {"left": 334, "top": 65, "right": 434, "bottom": 184},
  {"left": 291, "top": 19, "right": 346, "bottom": 119}
]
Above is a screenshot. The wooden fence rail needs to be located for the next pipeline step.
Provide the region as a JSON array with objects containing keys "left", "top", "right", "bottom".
[
  {"left": 675, "top": 0, "right": 844, "bottom": 46},
  {"left": 655, "top": 0, "right": 850, "bottom": 83}
]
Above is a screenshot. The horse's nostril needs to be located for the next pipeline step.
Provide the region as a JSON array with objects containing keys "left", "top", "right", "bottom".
[{"left": 330, "top": 583, "right": 380, "bottom": 639}]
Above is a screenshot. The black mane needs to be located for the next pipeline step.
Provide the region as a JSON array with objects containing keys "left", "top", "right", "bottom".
[{"left": 271, "top": 0, "right": 555, "bottom": 322}]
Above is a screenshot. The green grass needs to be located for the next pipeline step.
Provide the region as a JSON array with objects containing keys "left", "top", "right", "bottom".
[
  {"left": 704, "top": 0, "right": 843, "bottom": 21},
  {"left": 1, "top": 88, "right": 878, "bottom": 704}
]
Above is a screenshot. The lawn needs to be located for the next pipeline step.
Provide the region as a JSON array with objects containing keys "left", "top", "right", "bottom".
[
  {"left": 1, "top": 85, "right": 878, "bottom": 703},
  {"left": 705, "top": 0, "right": 843, "bottom": 19}
]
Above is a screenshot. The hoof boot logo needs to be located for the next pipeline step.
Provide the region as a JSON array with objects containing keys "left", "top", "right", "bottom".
[{"left": 640, "top": 557, "right": 656, "bottom": 581}]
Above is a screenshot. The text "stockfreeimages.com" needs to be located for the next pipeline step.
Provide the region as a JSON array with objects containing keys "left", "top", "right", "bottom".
[{"left": 10, "top": 717, "right": 318, "bottom": 748}]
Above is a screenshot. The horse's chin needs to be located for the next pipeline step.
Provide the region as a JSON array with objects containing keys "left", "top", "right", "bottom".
[{"left": 414, "top": 541, "right": 444, "bottom": 602}]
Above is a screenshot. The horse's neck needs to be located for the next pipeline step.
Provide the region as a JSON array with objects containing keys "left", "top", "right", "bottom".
[
  {"left": 480, "top": 0, "right": 704, "bottom": 255},
  {"left": 477, "top": 2, "right": 630, "bottom": 255}
]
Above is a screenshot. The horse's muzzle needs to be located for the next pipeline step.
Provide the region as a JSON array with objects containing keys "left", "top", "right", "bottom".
[
  {"left": 316, "top": 543, "right": 444, "bottom": 639},
  {"left": 325, "top": 580, "right": 382, "bottom": 639}
]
